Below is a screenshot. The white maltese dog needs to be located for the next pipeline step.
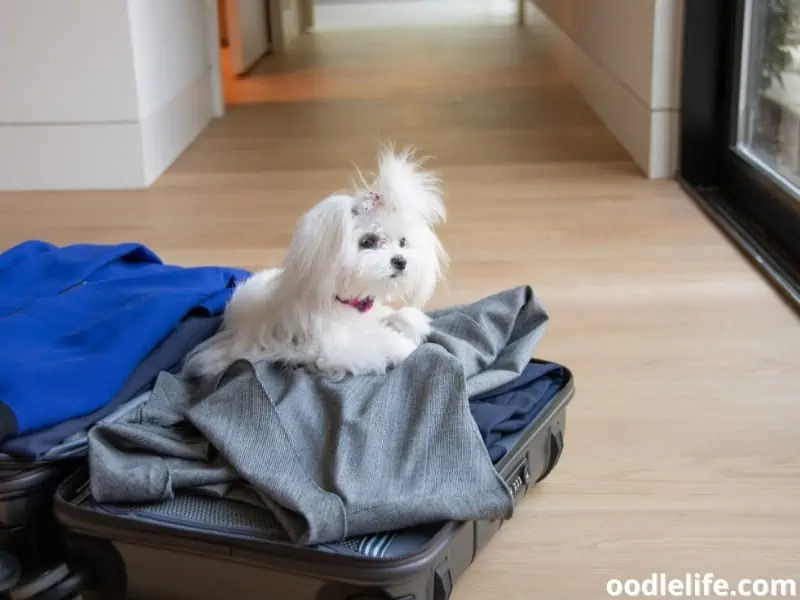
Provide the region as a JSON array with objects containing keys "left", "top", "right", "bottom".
[{"left": 183, "top": 146, "right": 448, "bottom": 380}]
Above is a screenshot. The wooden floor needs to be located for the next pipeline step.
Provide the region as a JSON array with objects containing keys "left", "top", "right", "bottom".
[{"left": 2, "top": 17, "right": 800, "bottom": 600}]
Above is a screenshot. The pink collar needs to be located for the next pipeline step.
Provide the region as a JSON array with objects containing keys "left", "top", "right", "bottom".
[{"left": 336, "top": 295, "right": 374, "bottom": 313}]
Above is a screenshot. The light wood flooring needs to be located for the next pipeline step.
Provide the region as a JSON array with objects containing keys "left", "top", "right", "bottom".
[{"left": 1, "top": 17, "right": 800, "bottom": 600}]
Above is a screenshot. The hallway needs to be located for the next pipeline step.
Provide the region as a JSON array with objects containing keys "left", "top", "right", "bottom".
[{"left": 1, "top": 16, "right": 799, "bottom": 600}]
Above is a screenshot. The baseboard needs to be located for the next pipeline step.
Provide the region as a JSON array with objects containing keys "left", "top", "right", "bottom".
[
  {"left": 0, "top": 121, "right": 146, "bottom": 191},
  {"left": 538, "top": 9, "right": 679, "bottom": 179},
  {"left": 648, "top": 108, "right": 680, "bottom": 179},
  {"left": 139, "top": 68, "right": 214, "bottom": 185}
]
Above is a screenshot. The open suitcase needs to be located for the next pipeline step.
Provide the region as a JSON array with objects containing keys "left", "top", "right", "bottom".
[{"left": 52, "top": 360, "right": 573, "bottom": 600}]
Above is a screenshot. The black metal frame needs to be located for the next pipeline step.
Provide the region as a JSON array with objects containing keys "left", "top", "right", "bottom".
[{"left": 677, "top": 0, "right": 800, "bottom": 312}]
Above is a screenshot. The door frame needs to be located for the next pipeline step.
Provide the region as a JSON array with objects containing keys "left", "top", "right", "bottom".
[
  {"left": 269, "top": 0, "right": 314, "bottom": 54},
  {"left": 203, "top": 0, "right": 314, "bottom": 118}
]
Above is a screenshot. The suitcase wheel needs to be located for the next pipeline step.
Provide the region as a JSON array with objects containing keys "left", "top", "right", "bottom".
[
  {"left": 28, "top": 571, "right": 86, "bottom": 600},
  {"left": 9, "top": 563, "right": 72, "bottom": 600},
  {"left": 536, "top": 429, "right": 564, "bottom": 484},
  {"left": 0, "top": 549, "right": 21, "bottom": 594},
  {"left": 64, "top": 534, "right": 126, "bottom": 600}
]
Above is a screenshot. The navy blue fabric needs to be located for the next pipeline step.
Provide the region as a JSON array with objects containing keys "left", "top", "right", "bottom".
[
  {"left": 469, "top": 361, "right": 566, "bottom": 462},
  {"left": 0, "top": 240, "right": 249, "bottom": 441},
  {"left": 0, "top": 313, "right": 223, "bottom": 459}
]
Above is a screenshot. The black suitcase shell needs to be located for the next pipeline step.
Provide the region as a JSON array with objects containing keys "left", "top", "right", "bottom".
[
  {"left": 0, "top": 459, "right": 80, "bottom": 574},
  {"left": 54, "top": 362, "right": 574, "bottom": 600}
]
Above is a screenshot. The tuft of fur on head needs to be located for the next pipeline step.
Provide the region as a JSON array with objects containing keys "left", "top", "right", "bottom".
[
  {"left": 352, "top": 145, "right": 446, "bottom": 227},
  {"left": 182, "top": 145, "right": 448, "bottom": 380}
]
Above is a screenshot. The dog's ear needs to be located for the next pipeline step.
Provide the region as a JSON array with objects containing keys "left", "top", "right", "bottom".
[
  {"left": 372, "top": 145, "right": 446, "bottom": 226},
  {"left": 408, "top": 225, "right": 449, "bottom": 309},
  {"left": 281, "top": 194, "right": 355, "bottom": 308}
]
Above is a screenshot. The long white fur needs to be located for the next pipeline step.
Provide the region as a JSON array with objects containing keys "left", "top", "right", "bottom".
[{"left": 182, "top": 146, "right": 448, "bottom": 380}]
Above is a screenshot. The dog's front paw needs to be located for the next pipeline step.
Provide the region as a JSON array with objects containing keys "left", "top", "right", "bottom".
[{"left": 383, "top": 307, "right": 432, "bottom": 345}]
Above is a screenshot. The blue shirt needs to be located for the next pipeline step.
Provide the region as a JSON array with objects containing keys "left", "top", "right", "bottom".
[{"left": 0, "top": 240, "right": 249, "bottom": 440}]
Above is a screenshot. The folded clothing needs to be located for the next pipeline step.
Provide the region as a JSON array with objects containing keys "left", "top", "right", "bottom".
[
  {"left": 0, "top": 240, "right": 249, "bottom": 441},
  {"left": 0, "top": 314, "right": 222, "bottom": 460},
  {"left": 470, "top": 361, "right": 566, "bottom": 462},
  {"left": 88, "top": 285, "right": 550, "bottom": 546}
]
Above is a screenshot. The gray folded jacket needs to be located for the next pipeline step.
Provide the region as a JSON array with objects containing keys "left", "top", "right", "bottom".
[{"left": 88, "top": 285, "right": 549, "bottom": 546}]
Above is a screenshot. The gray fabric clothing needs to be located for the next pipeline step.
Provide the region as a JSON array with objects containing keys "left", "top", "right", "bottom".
[{"left": 88, "top": 285, "right": 549, "bottom": 546}]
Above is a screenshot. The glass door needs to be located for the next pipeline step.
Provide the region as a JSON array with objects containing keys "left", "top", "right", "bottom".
[
  {"left": 734, "top": 0, "right": 800, "bottom": 200},
  {"left": 679, "top": 0, "right": 800, "bottom": 308}
]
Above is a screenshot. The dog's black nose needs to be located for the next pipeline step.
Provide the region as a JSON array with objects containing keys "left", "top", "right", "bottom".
[{"left": 391, "top": 256, "right": 407, "bottom": 271}]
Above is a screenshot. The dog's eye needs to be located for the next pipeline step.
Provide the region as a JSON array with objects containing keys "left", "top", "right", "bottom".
[
  {"left": 359, "top": 234, "right": 379, "bottom": 250},
  {"left": 399, "top": 237, "right": 407, "bottom": 248}
]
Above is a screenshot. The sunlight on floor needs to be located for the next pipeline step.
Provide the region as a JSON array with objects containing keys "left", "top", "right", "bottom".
[{"left": 312, "top": 0, "right": 517, "bottom": 31}]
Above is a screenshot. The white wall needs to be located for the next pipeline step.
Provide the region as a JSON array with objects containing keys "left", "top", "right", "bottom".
[
  {"left": 127, "top": 0, "right": 210, "bottom": 119},
  {"left": 531, "top": 0, "right": 684, "bottom": 178},
  {"left": 0, "top": 0, "right": 219, "bottom": 190},
  {"left": 125, "top": 0, "right": 217, "bottom": 183},
  {"left": 280, "top": 0, "right": 303, "bottom": 47},
  {"left": 0, "top": 1, "right": 138, "bottom": 123}
]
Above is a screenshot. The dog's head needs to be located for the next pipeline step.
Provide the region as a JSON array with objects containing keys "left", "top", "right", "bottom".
[{"left": 282, "top": 146, "right": 448, "bottom": 310}]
